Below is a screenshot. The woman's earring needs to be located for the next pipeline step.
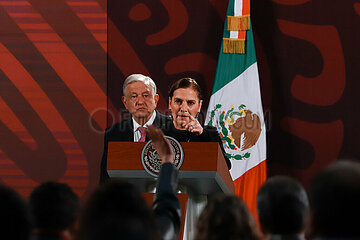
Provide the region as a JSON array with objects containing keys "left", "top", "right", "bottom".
[
  {"left": 195, "top": 112, "right": 199, "bottom": 120},
  {"left": 168, "top": 110, "right": 173, "bottom": 120}
]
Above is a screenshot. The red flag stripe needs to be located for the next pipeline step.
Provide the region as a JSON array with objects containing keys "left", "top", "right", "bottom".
[{"left": 233, "top": 160, "right": 267, "bottom": 222}]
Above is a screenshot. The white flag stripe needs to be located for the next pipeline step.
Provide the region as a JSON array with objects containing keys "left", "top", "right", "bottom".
[
  {"left": 234, "top": 0, "right": 242, "bottom": 16},
  {"left": 230, "top": 31, "right": 239, "bottom": 39},
  {"left": 231, "top": 0, "right": 242, "bottom": 39},
  {"left": 206, "top": 63, "right": 266, "bottom": 180}
]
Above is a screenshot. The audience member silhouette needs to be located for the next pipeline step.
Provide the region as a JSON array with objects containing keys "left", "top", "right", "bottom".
[
  {"left": 309, "top": 160, "right": 360, "bottom": 239},
  {"left": 30, "top": 181, "right": 80, "bottom": 240},
  {"left": 76, "top": 125, "right": 180, "bottom": 240},
  {"left": 76, "top": 180, "right": 160, "bottom": 240},
  {"left": 257, "top": 176, "right": 309, "bottom": 240},
  {"left": 0, "top": 184, "right": 32, "bottom": 240},
  {"left": 194, "top": 194, "right": 261, "bottom": 240}
]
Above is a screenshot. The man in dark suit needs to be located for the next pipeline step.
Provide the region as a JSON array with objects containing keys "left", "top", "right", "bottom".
[{"left": 100, "top": 74, "right": 171, "bottom": 183}]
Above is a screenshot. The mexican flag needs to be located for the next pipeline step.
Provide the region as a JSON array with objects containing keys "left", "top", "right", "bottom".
[{"left": 205, "top": 0, "right": 266, "bottom": 218}]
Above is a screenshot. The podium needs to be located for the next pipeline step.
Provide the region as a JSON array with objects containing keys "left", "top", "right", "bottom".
[{"left": 107, "top": 141, "right": 234, "bottom": 240}]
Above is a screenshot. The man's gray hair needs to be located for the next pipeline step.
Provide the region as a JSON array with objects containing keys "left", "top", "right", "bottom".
[{"left": 123, "top": 74, "right": 157, "bottom": 96}]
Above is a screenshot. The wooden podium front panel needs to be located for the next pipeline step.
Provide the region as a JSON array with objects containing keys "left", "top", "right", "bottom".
[
  {"left": 107, "top": 142, "right": 145, "bottom": 170},
  {"left": 178, "top": 142, "right": 234, "bottom": 194},
  {"left": 107, "top": 141, "right": 234, "bottom": 195},
  {"left": 107, "top": 142, "right": 221, "bottom": 171},
  {"left": 180, "top": 142, "right": 219, "bottom": 171}
]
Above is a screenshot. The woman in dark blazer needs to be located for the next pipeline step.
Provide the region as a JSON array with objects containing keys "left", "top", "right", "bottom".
[{"left": 164, "top": 77, "right": 231, "bottom": 169}]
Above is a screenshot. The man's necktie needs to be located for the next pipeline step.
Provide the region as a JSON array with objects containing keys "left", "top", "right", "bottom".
[{"left": 138, "top": 126, "right": 146, "bottom": 142}]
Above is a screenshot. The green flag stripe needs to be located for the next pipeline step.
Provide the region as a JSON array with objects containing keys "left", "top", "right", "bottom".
[
  {"left": 223, "top": 0, "right": 234, "bottom": 39},
  {"left": 211, "top": 2, "right": 257, "bottom": 94}
]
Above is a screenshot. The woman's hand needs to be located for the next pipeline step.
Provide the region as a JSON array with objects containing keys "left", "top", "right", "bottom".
[
  {"left": 184, "top": 114, "right": 203, "bottom": 135},
  {"left": 146, "top": 125, "right": 174, "bottom": 164}
]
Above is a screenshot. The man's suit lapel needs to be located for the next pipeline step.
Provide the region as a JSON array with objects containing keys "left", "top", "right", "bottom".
[
  {"left": 125, "top": 118, "right": 134, "bottom": 141},
  {"left": 152, "top": 111, "right": 161, "bottom": 127},
  {"left": 144, "top": 114, "right": 157, "bottom": 142},
  {"left": 146, "top": 111, "right": 164, "bottom": 141},
  {"left": 111, "top": 118, "right": 134, "bottom": 142}
]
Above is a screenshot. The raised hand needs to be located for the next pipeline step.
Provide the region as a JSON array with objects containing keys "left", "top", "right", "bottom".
[{"left": 146, "top": 125, "right": 174, "bottom": 164}]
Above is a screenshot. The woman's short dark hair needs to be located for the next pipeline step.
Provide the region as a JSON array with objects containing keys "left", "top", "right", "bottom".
[
  {"left": 195, "top": 194, "right": 261, "bottom": 240},
  {"left": 30, "top": 181, "right": 79, "bottom": 231},
  {"left": 257, "top": 176, "right": 309, "bottom": 235},
  {"left": 168, "top": 78, "right": 202, "bottom": 101}
]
